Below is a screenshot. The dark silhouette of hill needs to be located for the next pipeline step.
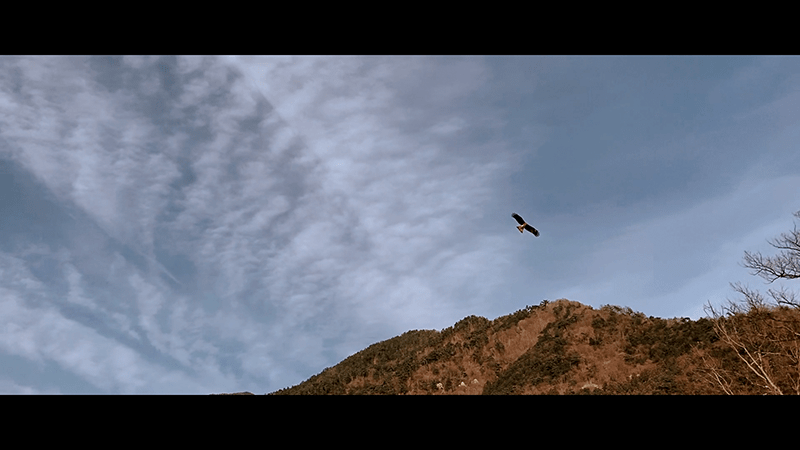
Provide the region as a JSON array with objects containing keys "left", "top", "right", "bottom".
[{"left": 260, "top": 298, "right": 799, "bottom": 395}]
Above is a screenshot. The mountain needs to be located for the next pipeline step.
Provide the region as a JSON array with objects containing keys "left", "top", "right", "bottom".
[
  {"left": 213, "top": 298, "right": 800, "bottom": 394},
  {"left": 269, "top": 299, "right": 727, "bottom": 394}
]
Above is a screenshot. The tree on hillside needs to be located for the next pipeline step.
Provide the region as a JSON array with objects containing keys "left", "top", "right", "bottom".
[
  {"left": 704, "top": 210, "right": 800, "bottom": 395},
  {"left": 741, "top": 210, "right": 800, "bottom": 308}
]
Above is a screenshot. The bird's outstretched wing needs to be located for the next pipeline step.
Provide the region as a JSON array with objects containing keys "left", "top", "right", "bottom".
[
  {"left": 524, "top": 224, "right": 540, "bottom": 237},
  {"left": 511, "top": 213, "right": 526, "bottom": 225}
]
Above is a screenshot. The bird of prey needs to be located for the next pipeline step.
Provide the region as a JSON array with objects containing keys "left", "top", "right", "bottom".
[{"left": 512, "top": 213, "right": 540, "bottom": 237}]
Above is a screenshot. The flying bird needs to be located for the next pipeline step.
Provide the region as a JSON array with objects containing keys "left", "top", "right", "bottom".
[{"left": 512, "top": 213, "right": 540, "bottom": 237}]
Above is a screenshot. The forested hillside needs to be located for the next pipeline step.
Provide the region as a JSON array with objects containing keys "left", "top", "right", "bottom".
[{"left": 267, "top": 298, "right": 799, "bottom": 395}]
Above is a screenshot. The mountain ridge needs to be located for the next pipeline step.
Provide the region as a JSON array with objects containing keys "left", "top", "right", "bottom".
[
  {"left": 263, "top": 299, "right": 726, "bottom": 394},
  {"left": 211, "top": 297, "right": 800, "bottom": 395}
]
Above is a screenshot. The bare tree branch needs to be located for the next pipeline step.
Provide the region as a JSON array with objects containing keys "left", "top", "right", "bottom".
[
  {"left": 768, "top": 286, "right": 800, "bottom": 309},
  {"left": 700, "top": 353, "right": 735, "bottom": 395},
  {"left": 710, "top": 307, "right": 784, "bottom": 395},
  {"left": 742, "top": 211, "right": 800, "bottom": 282},
  {"left": 703, "top": 211, "right": 800, "bottom": 394}
]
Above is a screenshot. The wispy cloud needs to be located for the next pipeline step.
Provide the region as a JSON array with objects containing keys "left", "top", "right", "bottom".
[
  {"left": 0, "top": 56, "right": 520, "bottom": 392},
  {"left": 3, "top": 56, "right": 798, "bottom": 393},
  {"left": 0, "top": 251, "right": 234, "bottom": 393}
]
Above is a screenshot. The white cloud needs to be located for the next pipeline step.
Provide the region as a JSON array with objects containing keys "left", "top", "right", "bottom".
[
  {"left": 0, "top": 56, "right": 532, "bottom": 392},
  {"left": 0, "top": 250, "right": 241, "bottom": 393},
  {"left": 0, "top": 377, "right": 61, "bottom": 394},
  {"left": 64, "top": 262, "right": 94, "bottom": 308}
]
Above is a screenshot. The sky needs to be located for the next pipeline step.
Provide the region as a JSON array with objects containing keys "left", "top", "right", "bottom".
[{"left": 1, "top": 55, "right": 799, "bottom": 394}]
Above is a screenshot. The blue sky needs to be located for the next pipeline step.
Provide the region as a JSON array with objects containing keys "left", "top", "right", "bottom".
[{"left": 1, "top": 55, "right": 799, "bottom": 394}]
